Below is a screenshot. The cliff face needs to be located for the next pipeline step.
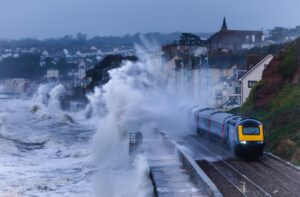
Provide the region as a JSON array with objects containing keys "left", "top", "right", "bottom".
[
  {"left": 239, "top": 38, "right": 300, "bottom": 164},
  {"left": 255, "top": 41, "right": 300, "bottom": 107},
  {"left": 254, "top": 55, "right": 284, "bottom": 107}
]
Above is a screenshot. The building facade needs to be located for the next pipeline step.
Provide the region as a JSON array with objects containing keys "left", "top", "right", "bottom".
[
  {"left": 239, "top": 54, "right": 273, "bottom": 103},
  {"left": 3, "top": 78, "right": 30, "bottom": 94},
  {"left": 208, "top": 17, "right": 264, "bottom": 53}
]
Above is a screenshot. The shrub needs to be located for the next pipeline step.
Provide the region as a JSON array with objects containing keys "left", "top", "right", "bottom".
[{"left": 278, "top": 47, "right": 298, "bottom": 80}]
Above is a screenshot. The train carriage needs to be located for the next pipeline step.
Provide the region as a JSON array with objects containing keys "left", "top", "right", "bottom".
[
  {"left": 187, "top": 107, "right": 265, "bottom": 157},
  {"left": 196, "top": 109, "right": 217, "bottom": 132}
]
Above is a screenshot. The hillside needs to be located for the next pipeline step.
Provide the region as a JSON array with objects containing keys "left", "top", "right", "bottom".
[
  {"left": 0, "top": 53, "right": 77, "bottom": 80},
  {"left": 238, "top": 38, "right": 300, "bottom": 164}
]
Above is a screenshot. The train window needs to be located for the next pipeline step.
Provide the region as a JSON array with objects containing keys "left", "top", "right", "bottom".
[{"left": 243, "top": 127, "right": 260, "bottom": 135}]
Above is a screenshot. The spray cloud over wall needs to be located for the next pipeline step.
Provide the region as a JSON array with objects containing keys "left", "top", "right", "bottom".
[{"left": 87, "top": 41, "right": 213, "bottom": 196}]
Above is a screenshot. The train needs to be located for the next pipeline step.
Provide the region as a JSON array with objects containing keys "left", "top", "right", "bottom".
[{"left": 186, "top": 106, "right": 265, "bottom": 157}]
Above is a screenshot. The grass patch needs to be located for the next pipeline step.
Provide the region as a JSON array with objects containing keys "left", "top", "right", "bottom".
[
  {"left": 239, "top": 84, "right": 300, "bottom": 163},
  {"left": 278, "top": 47, "right": 298, "bottom": 80}
]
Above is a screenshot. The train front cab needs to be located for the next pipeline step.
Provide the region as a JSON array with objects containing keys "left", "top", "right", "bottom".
[{"left": 235, "top": 119, "right": 265, "bottom": 157}]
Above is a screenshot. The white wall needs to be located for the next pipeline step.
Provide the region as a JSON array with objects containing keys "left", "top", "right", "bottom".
[
  {"left": 47, "top": 70, "right": 59, "bottom": 78},
  {"left": 240, "top": 55, "right": 273, "bottom": 103}
]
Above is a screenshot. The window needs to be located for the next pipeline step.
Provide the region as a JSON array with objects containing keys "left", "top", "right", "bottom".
[
  {"left": 252, "top": 35, "right": 255, "bottom": 42},
  {"left": 248, "top": 80, "right": 257, "bottom": 88},
  {"left": 242, "top": 127, "right": 260, "bottom": 135},
  {"left": 235, "top": 87, "right": 241, "bottom": 94}
]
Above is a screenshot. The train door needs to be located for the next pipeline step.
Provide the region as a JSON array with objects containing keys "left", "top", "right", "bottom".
[
  {"left": 228, "top": 125, "right": 236, "bottom": 147},
  {"left": 225, "top": 124, "right": 230, "bottom": 142}
]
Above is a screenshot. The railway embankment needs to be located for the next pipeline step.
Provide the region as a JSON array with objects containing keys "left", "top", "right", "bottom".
[{"left": 234, "top": 37, "right": 300, "bottom": 165}]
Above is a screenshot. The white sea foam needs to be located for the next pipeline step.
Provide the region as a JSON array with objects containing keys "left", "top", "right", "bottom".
[
  {"left": 87, "top": 42, "right": 206, "bottom": 197},
  {"left": 0, "top": 86, "right": 95, "bottom": 197},
  {"left": 0, "top": 41, "right": 211, "bottom": 196}
]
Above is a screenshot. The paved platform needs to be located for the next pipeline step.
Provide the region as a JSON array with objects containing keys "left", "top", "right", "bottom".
[{"left": 143, "top": 136, "right": 208, "bottom": 197}]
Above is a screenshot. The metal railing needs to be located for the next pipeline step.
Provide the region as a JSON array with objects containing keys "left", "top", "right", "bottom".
[{"left": 129, "top": 132, "right": 143, "bottom": 145}]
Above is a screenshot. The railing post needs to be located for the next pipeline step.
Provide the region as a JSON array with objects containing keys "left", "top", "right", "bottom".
[{"left": 129, "top": 131, "right": 143, "bottom": 154}]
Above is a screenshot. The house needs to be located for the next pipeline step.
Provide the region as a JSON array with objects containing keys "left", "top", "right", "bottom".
[
  {"left": 239, "top": 54, "right": 273, "bottom": 104},
  {"left": 208, "top": 17, "right": 264, "bottom": 52},
  {"left": 46, "top": 69, "right": 59, "bottom": 79},
  {"left": 4, "top": 78, "right": 30, "bottom": 94},
  {"left": 161, "top": 34, "right": 210, "bottom": 99},
  {"left": 208, "top": 64, "right": 247, "bottom": 107},
  {"left": 78, "top": 60, "right": 87, "bottom": 80},
  {"left": 148, "top": 51, "right": 164, "bottom": 72}
]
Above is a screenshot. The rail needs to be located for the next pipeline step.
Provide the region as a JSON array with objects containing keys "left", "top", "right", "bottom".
[{"left": 189, "top": 137, "right": 272, "bottom": 197}]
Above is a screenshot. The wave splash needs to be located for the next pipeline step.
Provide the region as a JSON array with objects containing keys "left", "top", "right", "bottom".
[{"left": 0, "top": 41, "right": 209, "bottom": 197}]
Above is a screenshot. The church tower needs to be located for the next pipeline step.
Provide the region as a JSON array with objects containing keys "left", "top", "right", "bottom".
[{"left": 221, "top": 17, "right": 228, "bottom": 31}]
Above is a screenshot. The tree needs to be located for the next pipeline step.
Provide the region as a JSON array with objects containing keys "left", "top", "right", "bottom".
[
  {"left": 76, "top": 33, "right": 87, "bottom": 42},
  {"left": 86, "top": 54, "right": 138, "bottom": 90},
  {"left": 179, "top": 33, "right": 203, "bottom": 46},
  {"left": 268, "top": 26, "right": 300, "bottom": 42}
]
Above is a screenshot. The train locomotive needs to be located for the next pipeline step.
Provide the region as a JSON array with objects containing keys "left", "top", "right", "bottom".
[{"left": 187, "top": 106, "right": 265, "bottom": 157}]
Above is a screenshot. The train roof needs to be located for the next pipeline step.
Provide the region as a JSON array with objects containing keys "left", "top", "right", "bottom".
[
  {"left": 198, "top": 109, "right": 218, "bottom": 117},
  {"left": 238, "top": 118, "right": 263, "bottom": 126},
  {"left": 209, "top": 112, "right": 233, "bottom": 122},
  {"left": 187, "top": 107, "right": 263, "bottom": 126},
  {"left": 193, "top": 107, "right": 214, "bottom": 113},
  {"left": 191, "top": 106, "right": 203, "bottom": 113}
]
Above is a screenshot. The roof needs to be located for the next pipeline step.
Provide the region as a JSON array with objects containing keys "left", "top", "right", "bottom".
[
  {"left": 209, "top": 29, "right": 264, "bottom": 44},
  {"left": 239, "top": 54, "right": 273, "bottom": 80},
  {"left": 164, "top": 56, "right": 181, "bottom": 71},
  {"left": 209, "top": 54, "right": 246, "bottom": 69}
]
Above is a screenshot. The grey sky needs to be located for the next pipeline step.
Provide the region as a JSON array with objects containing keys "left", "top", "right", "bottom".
[{"left": 0, "top": 0, "right": 299, "bottom": 39}]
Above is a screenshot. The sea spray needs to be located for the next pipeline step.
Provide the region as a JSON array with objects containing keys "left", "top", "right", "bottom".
[
  {"left": 88, "top": 43, "right": 203, "bottom": 196},
  {"left": 47, "top": 84, "right": 65, "bottom": 113},
  {"left": 34, "top": 82, "right": 58, "bottom": 105},
  {"left": 0, "top": 87, "right": 95, "bottom": 196}
]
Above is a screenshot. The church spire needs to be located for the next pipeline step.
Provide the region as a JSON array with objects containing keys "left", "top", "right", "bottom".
[{"left": 221, "top": 16, "right": 227, "bottom": 31}]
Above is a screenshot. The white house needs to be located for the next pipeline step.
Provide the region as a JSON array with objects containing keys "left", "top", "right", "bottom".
[
  {"left": 4, "top": 78, "right": 29, "bottom": 93},
  {"left": 46, "top": 69, "right": 59, "bottom": 79},
  {"left": 239, "top": 54, "right": 273, "bottom": 104},
  {"left": 78, "top": 60, "right": 87, "bottom": 80}
]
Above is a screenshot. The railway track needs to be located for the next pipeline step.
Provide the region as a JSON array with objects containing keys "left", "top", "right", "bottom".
[
  {"left": 187, "top": 137, "right": 271, "bottom": 197},
  {"left": 184, "top": 136, "right": 300, "bottom": 197},
  {"left": 225, "top": 156, "right": 300, "bottom": 196},
  {"left": 262, "top": 153, "right": 300, "bottom": 184}
]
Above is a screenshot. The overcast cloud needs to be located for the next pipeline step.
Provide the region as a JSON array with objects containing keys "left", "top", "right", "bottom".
[{"left": 0, "top": 0, "right": 299, "bottom": 39}]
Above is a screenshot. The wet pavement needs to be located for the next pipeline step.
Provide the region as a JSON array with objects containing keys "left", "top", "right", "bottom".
[{"left": 143, "top": 135, "right": 207, "bottom": 197}]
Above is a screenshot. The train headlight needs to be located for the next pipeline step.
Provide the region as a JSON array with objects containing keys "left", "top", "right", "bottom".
[{"left": 240, "top": 141, "right": 247, "bottom": 144}]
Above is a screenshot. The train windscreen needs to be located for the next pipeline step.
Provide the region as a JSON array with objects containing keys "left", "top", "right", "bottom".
[{"left": 242, "top": 127, "right": 260, "bottom": 135}]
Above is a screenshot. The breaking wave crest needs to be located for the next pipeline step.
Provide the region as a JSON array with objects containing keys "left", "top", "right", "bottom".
[{"left": 0, "top": 41, "right": 208, "bottom": 197}]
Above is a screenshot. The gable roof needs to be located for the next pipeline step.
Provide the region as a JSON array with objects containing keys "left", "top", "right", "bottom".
[
  {"left": 239, "top": 54, "right": 273, "bottom": 80},
  {"left": 209, "top": 30, "right": 264, "bottom": 44},
  {"left": 209, "top": 17, "right": 264, "bottom": 44}
]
